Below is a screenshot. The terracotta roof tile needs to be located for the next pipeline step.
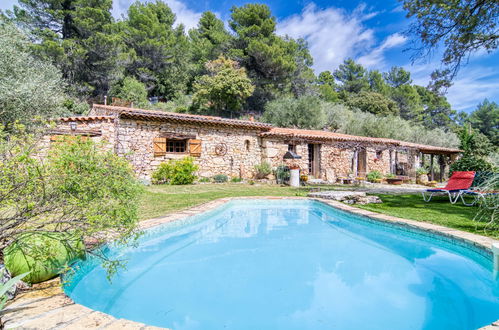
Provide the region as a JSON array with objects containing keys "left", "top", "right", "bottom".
[
  {"left": 59, "top": 115, "right": 114, "bottom": 122},
  {"left": 260, "top": 127, "right": 461, "bottom": 154},
  {"left": 86, "top": 104, "right": 460, "bottom": 154},
  {"left": 92, "top": 104, "right": 272, "bottom": 130}
]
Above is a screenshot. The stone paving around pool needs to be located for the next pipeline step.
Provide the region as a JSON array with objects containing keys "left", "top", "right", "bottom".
[{"left": 3, "top": 196, "right": 498, "bottom": 329}]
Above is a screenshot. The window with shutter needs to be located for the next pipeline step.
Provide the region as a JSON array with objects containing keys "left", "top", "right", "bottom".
[
  {"left": 189, "top": 139, "right": 202, "bottom": 157},
  {"left": 153, "top": 137, "right": 167, "bottom": 156}
]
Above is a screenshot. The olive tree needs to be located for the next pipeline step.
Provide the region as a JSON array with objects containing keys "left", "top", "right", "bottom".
[{"left": 0, "top": 22, "right": 66, "bottom": 129}]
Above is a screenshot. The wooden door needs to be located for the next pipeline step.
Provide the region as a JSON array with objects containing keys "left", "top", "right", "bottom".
[
  {"left": 308, "top": 144, "right": 321, "bottom": 177},
  {"left": 357, "top": 148, "right": 367, "bottom": 177}
]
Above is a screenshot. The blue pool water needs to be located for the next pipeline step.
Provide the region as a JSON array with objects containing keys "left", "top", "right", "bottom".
[{"left": 64, "top": 199, "right": 499, "bottom": 329}]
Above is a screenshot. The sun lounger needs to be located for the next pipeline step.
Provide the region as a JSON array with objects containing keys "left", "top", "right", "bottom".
[{"left": 422, "top": 171, "right": 475, "bottom": 204}]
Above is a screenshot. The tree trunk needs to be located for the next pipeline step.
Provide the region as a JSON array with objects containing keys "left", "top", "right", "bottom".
[{"left": 62, "top": 0, "right": 74, "bottom": 39}]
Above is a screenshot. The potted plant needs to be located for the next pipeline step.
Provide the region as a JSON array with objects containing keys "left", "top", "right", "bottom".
[
  {"left": 416, "top": 167, "right": 429, "bottom": 185},
  {"left": 254, "top": 162, "right": 272, "bottom": 179},
  {"left": 366, "top": 170, "right": 382, "bottom": 183}
]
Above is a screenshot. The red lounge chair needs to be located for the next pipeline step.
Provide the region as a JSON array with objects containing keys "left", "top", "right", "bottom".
[{"left": 422, "top": 171, "right": 476, "bottom": 204}]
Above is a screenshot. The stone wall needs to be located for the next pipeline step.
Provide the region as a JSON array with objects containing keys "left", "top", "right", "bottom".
[
  {"left": 366, "top": 148, "right": 391, "bottom": 175},
  {"left": 261, "top": 139, "right": 309, "bottom": 172},
  {"left": 115, "top": 119, "right": 264, "bottom": 181},
  {"left": 47, "top": 117, "right": 423, "bottom": 183},
  {"left": 320, "top": 145, "right": 355, "bottom": 182},
  {"left": 40, "top": 118, "right": 116, "bottom": 157}
]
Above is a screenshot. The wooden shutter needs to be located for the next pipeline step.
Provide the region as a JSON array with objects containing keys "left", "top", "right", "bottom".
[
  {"left": 153, "top": 137, "right": 167, "bottom": 156},
  {"left": 189, "top": 139, "right": 202, "bottom": 157}
]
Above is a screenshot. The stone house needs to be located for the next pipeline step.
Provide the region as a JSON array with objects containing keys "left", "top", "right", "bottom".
[{"left": 45, "top": 104, "right": 460, "bottom": 183}]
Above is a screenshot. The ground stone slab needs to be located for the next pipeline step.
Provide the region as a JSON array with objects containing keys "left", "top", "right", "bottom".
[{"left": 308, "top": 191, "right": 382, "bottom": 205}]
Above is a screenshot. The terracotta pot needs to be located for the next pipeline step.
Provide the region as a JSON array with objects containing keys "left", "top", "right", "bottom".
[{"left": 386, "top": 178, "right": 403, "bottom": 185}]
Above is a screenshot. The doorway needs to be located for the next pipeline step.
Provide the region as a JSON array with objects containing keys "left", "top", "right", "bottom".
[
  {"left": 356, "top": 148, "right": 367, "bottom": 177},
  {"left": 308, "top": 144, "right": 321, "bottom": 177}
]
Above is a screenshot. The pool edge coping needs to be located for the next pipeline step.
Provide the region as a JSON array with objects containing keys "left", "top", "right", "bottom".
[{"left": 4, "top": 195, "right": 499, "bottom": 329}]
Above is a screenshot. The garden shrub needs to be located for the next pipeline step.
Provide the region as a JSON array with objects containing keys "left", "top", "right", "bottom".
[
  {"left": 230, "top": 177, "right": 243, "bottom": 183},
  {"left": 198, "top": 177, "right": 211, "bottom": 183},
  {"left": 213, "top": 174, "right": 228, "bottom": 183},
  {"left": 449, "top": 154, "right": 494, "bottom": 175},
  {"left": 275, "top": 165, "right": 290, "bottom": 184},
  {"left": 254, "top": 162, "right": 272, "bottom": 179},
  {"left": 4, "top": 233, "right": 84, "bottom": 284},
  {"left": 366, "top": 170, "right": 382, "bottom": 182},
  {"left": 152, "top": 157, "right": 198, "bottom": 185},
  {"left": 416, "top": 167, "right": 428, "bottom": 175},
  {"left": 0, "top": 132, "right": 142, "bottom": 279}
]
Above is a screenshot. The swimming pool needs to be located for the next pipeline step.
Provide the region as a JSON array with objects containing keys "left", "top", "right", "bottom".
[{"left": 64, "top": 199, "right": 499, "bottom": 329}]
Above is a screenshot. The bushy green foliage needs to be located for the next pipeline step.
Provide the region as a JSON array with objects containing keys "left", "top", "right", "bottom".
[
  {"left": 213, "top": 174, "right": 228, "bottom": 183},
  {"left": 151, "top": 157, "right": 198, "bottom": 185},
  {"left": 0, "top": 128, "right": 143, "bottom": 278},
  {"left": 230, "top": 177, "right": 243, "bottom": 183},
  {"left": 6, "top": 0, "right": 123, "bottom": 97},
  {"left": 275, "top": 165, "right": 290, "bottom": 184},
  {"left": 467, "top": 99, "right": 499, "bottom": 146},
  {"left": 346, "top": 91, "right": 399, "bottom": 116},
  {"left": 450, "top": 127, "right": 496, "bottom": 174},
  {"left": 416, "top": 167, "right": 429, "bottom": 175},
  {"left": 192, "top": 56, "right": 254, "bottom": 117},
  {"left": 367, "top": 171, "right": 383, "bottom": 182},
  {"left": 324, "top": 103, "right": 459, "bottom": 148},
  {"left": 263, "top": 95, "right": 325, "bottom": 129},
  {"left": 198, "top": 177, "right": 211, "bottom": 183},
  {"left": 110, "top": 77, "right": 149, "bottom": 107},
  {"left": 333, "top": 58, "right": 369, "bottom": 94},
  {"left": 449, "top": 155, "right": 494, "bottom": 174},
  {"left": 254, "top": 162, "right": 272, "bottom": 179},
  {"left": 0, "top": 22, "right": 66, "bottom": 129},
  {"left": 122, "top": 1, "right": 191, "bottom": 99}
]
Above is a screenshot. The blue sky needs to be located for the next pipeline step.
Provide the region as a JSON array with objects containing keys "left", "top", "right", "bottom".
[{"left": 2, "top": 0, "right": 498, "bottom": 113}]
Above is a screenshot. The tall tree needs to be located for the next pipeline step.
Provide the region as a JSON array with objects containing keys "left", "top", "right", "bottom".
[
  {"left": 0, "top": 22, "right": 66, "bottom": 129},
  {"left": 317, "top": 70, "right": 339, "bottom": 102},
  {"left": 368, "top": 70, "right": 389, "bottom": 95},
  {"left": 228, "top": 4, "right": 313, "bottom": 111},
  {"left": 383, "top": 66, "right": 412, "bottom": 88},
  {"left": 5, "top": 0, "right": 123, "bottom": 97},
  {"left": 122, "top": 0, "right": 191, "bottom": 100},
  {"left": 389, "top": 85, "right": 423, "bottom": 122},
  {"left": 333, "top": 59, "right": 369, "bottom": 95},
  {"left": 468, "top": 99, "right": 499, "bottom": 146},
  {"left": 415, "top": 85, "right": 456, "bottom": 129},
  {"left": 192, "top": 56, "right": 254, "bottom": 117},
  {"left": 403, "top": 0, "right": 499, "bottom": 81},
  {"left": 189, "top": 11, "right": 231, "bottom": 73}
]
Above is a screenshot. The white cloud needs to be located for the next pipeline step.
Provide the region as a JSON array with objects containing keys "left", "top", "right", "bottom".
[
  {"left": 408, "top": 61, "right": 499, "bottom": 112},
  {"left": 112, "top": 0, "right": 202, "bottom": 31},
  {"left": 277, "top": 3, "right": 405, "bottom": 73},
  {"left": 358, "top": 33, "right": 407, "bottom": 67}
]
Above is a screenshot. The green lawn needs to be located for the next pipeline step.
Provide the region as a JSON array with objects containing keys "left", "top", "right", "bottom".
[
  {"left": 357, "top": 194, "right": 498, "bottom": 239},
  {"left": 139, "top": 184, "right": 498, "bottom": 239}
]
